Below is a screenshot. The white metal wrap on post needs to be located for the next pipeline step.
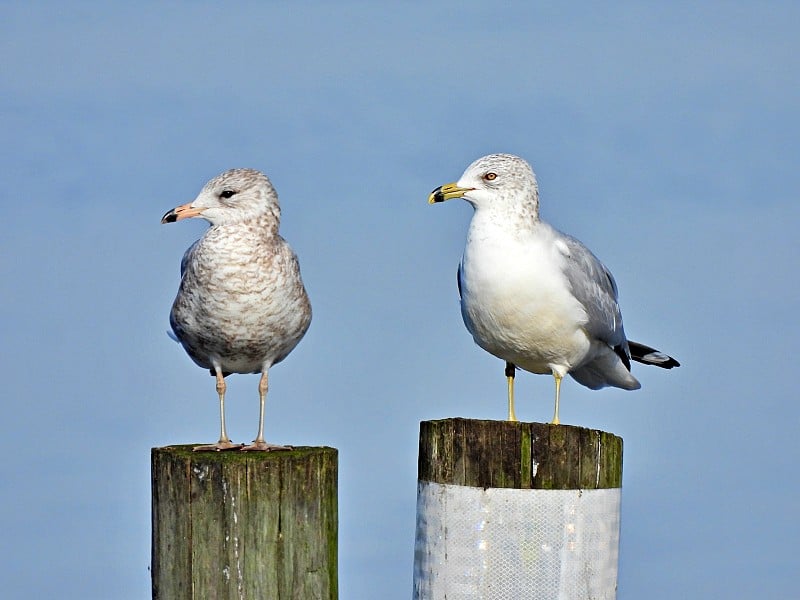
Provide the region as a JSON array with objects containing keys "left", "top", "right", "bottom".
[{"left": 413, "top": 481, "right": 621, "bottom": 600}]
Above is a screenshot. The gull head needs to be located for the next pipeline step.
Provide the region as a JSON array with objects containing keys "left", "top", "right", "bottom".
[
  {"left": 161, "top": 168, "right": 281, "bottom": 227},
  {"left": 428, "top": 153, "right": 539, "bottom": 215}
]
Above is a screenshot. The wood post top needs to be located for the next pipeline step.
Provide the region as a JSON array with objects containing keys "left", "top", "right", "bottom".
[
  {"left": 152, "top": 444, "right": 337, "bottom": 463},
  {"left": 418, "top": 418, "right": 623, "bottom": 490}
]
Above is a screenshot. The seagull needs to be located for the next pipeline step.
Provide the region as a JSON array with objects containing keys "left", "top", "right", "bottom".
[
  {"left": 162, "top": 168, "right": 311, "bottom": 451},
  {"left": 429, "top": 153, "right": 678, "bottom": 424}
]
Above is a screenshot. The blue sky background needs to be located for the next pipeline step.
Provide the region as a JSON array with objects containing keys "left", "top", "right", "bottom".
[{"left": 2, "top": 2, "right": 798, "bottom": 598}]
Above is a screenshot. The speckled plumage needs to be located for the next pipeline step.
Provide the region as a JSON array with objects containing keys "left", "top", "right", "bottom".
[
  {"left": 430, "top": 154, "right": 678, "bottom": 424},
  {"left": 163, "top": 168, "right": 311, "bottom": 450}
]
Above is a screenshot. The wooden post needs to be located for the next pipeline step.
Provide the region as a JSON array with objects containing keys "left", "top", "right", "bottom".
[
  {"left": 151, "top": 445, "right": 338, "bottom": 600},
  {"left": 418, "top": 418, "right": 623, "bottom": 489},
  {"left": 414, "top": 418, "right": 623, "bottom": 599}
]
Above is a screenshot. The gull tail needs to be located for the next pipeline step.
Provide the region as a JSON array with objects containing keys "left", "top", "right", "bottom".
[{"left": 628, "top": 341, "right": 680, "bottom": 369}]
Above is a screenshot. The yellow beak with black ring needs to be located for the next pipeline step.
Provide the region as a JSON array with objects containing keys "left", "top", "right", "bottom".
[{"left": 428, "top": 183, "right": 475, "bottom": 204}]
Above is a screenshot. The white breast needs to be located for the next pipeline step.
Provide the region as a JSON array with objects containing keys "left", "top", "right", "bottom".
[{"left": 459, "top": 221, "right": 590, "bottom": 375}]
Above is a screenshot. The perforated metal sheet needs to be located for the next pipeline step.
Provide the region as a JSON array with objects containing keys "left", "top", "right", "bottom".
[{"left": 413, "top": 481, "right": 621, "bottom": 599}]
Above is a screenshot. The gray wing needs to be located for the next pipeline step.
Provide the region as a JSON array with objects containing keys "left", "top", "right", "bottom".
[
  {"left": 179, "top": 240, "right": 200, "bottom": 277},
  {"left": 559, "top": 233, "right": 631, "bottom": 363},
  {"left": 169, "top": 240, "right": 200, "bottom": 346}
]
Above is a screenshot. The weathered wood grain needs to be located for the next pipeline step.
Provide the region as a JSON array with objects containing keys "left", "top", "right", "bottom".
[
  {"left": 151, "top": 445, "right": 337, "bottom": 599},
  {"left": 418, "top": 418, "right": 622, "bottom": 489}
]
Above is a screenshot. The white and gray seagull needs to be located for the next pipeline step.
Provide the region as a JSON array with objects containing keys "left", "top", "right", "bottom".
[
  {"left": 429, "top": 153, "right": 678, "bottom": 424},
  {"left": 162, "top": 168, "right": 311, "bottom": 451}
]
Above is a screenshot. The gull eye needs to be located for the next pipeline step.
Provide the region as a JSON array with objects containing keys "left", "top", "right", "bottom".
[
  {"left": 483, "top": 172, "right": 497, "bottom": 181},
  {"left": 220, "top": 189, "right": 237, "bottom": 199}
]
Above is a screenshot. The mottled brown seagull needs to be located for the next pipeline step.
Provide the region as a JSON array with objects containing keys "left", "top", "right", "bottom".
[
  {"left": 429, "top": 154, "right": 678, "bottom": 424},
  {"left": 162, "top": 168, "right": 311, "bottom": 451}
]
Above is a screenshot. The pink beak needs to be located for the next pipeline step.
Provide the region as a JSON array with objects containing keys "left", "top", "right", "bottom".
[{"left": 161, "top": 202, "right": 205, "bottom": 224}]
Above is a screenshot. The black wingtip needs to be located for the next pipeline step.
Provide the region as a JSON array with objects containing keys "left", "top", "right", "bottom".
[
  {"left": 614, "top": 343, "right": 632, "bottom": 371},
  {"left": 628, "top": 341, "right": 680, "bottom": 369}
]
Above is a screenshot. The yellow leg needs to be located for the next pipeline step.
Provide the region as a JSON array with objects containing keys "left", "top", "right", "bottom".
[
  {"left": 505, "top": 362, "right": 518, "bottom": 422},
  {"left": 550, "top": 373, "right": 562, "bottom": 425}
]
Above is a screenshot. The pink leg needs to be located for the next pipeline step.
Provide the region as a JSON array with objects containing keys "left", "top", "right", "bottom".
[
  {"left": 241, "top": 369, "right": 291, "bottom": 451},
  {"left": 193, "top": 367, "right": 243, "bottom": 451}
]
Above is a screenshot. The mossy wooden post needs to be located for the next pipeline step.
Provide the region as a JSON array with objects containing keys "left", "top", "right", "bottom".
[
  {"left": 413, "top": 418, "right": 623, "bottom": 599},
  {"left": 151, "top": 445, "right": 338, "bottom": 600}
]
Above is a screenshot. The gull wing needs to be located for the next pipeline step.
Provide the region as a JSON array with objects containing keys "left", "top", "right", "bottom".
[
  {"left": 179, "top": 239, "right": 200, "bottom": 277},
  {"left": 557, "top": 233, "right": 631, "bottom": 365}
]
